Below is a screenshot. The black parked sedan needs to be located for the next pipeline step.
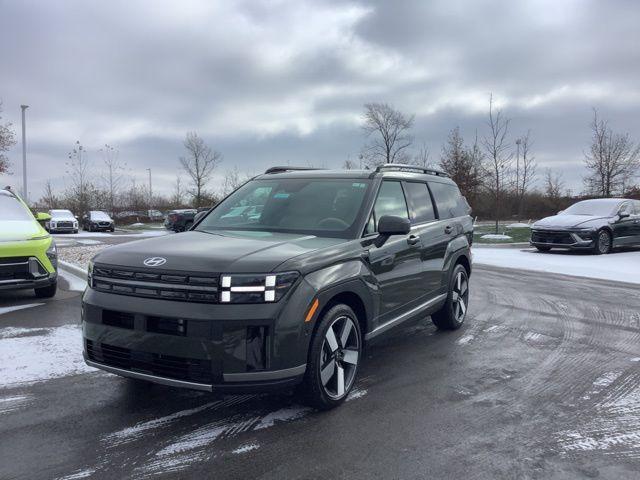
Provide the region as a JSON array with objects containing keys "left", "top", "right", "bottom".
[
  {"left": 531, "top": 198, "right": 640, "bottom": 254},
  {"left": 82, "top": 211, "right": 115, "bottom": 232}
]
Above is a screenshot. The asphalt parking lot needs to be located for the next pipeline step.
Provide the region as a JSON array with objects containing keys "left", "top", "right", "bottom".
[{"left": 1, "top": 262, "right": 639, "bottom": 479}]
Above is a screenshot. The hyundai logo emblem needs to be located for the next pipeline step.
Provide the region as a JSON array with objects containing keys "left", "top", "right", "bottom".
[{"left": 143, "top": 257, "right": 167, "bottom": 267}]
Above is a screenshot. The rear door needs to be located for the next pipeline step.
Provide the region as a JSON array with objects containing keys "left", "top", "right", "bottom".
[
  {"left": 403, "top": 181, "right": 442, "bottom": 295},
  {"left": 632, "top": 201, "right": 640, "bottom": 245},
  {"left": 366, "top": 180, "right": 424, "bottom": 325}
]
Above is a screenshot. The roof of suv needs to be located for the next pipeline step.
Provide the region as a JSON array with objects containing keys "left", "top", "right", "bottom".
[{"left": 255, "top": 165, "right": 456, "bottom": 185}]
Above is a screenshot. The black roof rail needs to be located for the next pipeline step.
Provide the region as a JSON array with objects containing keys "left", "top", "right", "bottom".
[
  {"left": 264, "top": 166, "right": 323, "bottom": 174},
  {"left": 374, "top": 163, "right": 449, "bottom": 177}
]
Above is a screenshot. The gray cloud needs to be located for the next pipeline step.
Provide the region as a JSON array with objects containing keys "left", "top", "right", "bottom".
[{"left": 1, "top": 0, "right": 639, "bottom": 200}]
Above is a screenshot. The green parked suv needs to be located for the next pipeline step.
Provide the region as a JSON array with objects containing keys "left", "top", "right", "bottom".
[
  {"left": 82, "top": 165, "right": 473, "bottom": 409},
  {"left": 0, "top": 188, "right": 58, "bottom": 297}
]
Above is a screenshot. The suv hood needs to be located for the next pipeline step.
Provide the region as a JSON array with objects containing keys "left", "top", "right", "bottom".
[
  {"left": 92, "top": 230, "right": 346, "bottom": 273},
  {"left": 51, "top": 214, "right": 76, "bottom": 222},
  {"left": 533, "top": 214, "right": 610, "bottom": 229},
  {"left": 0, "top": 220, "right": 46, "bottom": 242}
]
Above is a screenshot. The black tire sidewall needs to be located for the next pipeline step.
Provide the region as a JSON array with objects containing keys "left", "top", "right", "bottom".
[
  {"left": 432, "top": 264, "right": 468, "bottom": 330},
  {"left": 594, "top": 229, "right": 611, "bottom": 255}
]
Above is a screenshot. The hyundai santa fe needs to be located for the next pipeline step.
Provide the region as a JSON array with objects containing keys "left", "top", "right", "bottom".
[{"left": 82, "top": 164, "right": 473, "bottom": 409}]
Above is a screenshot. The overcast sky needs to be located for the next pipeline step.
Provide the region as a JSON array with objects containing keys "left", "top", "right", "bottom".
[{"left": 1, "top": 0, "right": 639, "bottom": 200}]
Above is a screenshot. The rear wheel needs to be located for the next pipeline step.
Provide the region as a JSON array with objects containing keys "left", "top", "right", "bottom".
[
  {"left": 535, "top": 246, "right": 551, "bottom": 252},
  {"left": 431, "top": 264, "right": 469, "bottom": 330},
  {"left": 593, "top": 229, "right": 612, "bottom": 255},
  {"left": 299, "top": 304, "right": 362, "bottom": 410},
  {"left": 35, "top": 280, "right": 57, "bottom": 298}
]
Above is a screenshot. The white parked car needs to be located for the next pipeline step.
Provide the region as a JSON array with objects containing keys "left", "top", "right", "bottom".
[{"left": 47, "top": 209, "right": 79, "bottom": 233}]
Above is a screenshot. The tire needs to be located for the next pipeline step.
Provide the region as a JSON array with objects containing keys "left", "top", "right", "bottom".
[
  {"left": 535, "top": 246, "right": 551, "bottom": 252},
  {"left": 299, "top": 304, "right": 362, "bottom": 410},
  {"left": 431, "top": 264, "right": 469, "bottom": 330},
  {"left": 35, "top": 281, "right": 57, "bottom": 298},
  {"left": 110, "top": 227, "right": 115, "bottom": 232},
  {"left": 593, "top": 229, "right": 612, "bottom": 255},
  {"left": 73, "top": 229, "right": 78, "bottom": 234}
]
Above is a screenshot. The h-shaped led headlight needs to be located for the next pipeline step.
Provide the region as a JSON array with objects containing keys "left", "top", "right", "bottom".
[{"left": 219, "top": 272, "right": 299, "bottom": 303}]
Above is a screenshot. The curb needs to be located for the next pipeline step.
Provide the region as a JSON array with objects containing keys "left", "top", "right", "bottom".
[
  {"left": 472, "top": 243, "right": 531, "bottom": 249},
  {"left": 58, "top": 260, "right": 88, "bottom": 280}
]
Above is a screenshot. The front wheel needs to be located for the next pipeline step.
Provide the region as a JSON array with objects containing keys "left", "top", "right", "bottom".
[
  {"left": 299, "top": 304, "right": 362, "bottom": 410},
  {"left": 431, "top": 264, "right": 469, "bottom": 330},
  {"left": 593, "top": 229, "right": 612, "bottom": 255}
]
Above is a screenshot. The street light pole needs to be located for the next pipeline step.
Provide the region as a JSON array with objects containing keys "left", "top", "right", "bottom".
[{"left": 20, "top": 105, "right": 29, "bottom": 202}]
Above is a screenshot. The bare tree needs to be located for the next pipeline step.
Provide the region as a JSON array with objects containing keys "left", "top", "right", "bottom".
[
  {"left": 544, "top": 168, "right": 565, "bottom": 211},
  {"left": 171, "top": 176, "right": 185, "bottom": 207},
  {"left": 222, "top": 166, "right": 247, "bottom": 196},
  {"left": 361, "top": 103, "right": 414, "bottom": 167},
  {"left": 99, "top": 144, "right": 126, "bottom": 215},
  {"left": 411, "top": 142, "right": 432, "bottom": 168},
  {"left": 39, "top": 179, "right": 60, "bottom": 209},
  {"left": 343, "top": 158, "right": 357, "bottom": 170},
  {"left": 64, "top": 141, "right": 93, "bottom": 216},
  {"left": 482, "top": 95, "right": 513, "bottom": 233},
  {"left": 179, "top": 132, "right": 222, "bottom": 207},
  {"left": 439, "top": 127, "right": 484, "bottom": 205},
  {"left": 514, "top": 131, "right": 537, "bottom": 220},
  {"left": 0, "top": 102, "right": 16, "bottom": 175},
  {"left": 583, "top": 109, "right": 640, "bottom": 197}
]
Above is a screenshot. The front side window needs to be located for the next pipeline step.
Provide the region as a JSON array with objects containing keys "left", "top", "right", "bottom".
[
  {"left": 365, "top": 181, "right": 409, "bottom": 234},
  {"left": 196, "top": 178, "right": 371, "bottom": 238},
  {"left": 428, "top": 182, "right": 468, "bottom": 219},
  {"left": 404, "top": 182, "right": 436, "bottom": 223},
  {"left": 0, "top": 194, "right": 33, "bottom": 221}
]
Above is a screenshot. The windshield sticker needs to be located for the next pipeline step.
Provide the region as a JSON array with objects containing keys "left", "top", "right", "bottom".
[
  {"left": 352, "top": 183, "right": 366, "bottom": 188},
  {"left": 273, "top": 192, "right": 290, "bottom": 199}
]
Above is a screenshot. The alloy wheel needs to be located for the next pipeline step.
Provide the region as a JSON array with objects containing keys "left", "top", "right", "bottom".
[
  {"left": 598, "top": 231, "right": 611, "bottom": 254},
  {"left": 451, "top": 270, "right": 469, "bottom": 323},
  {"left": 320, "top": 315, "right": 359, "bottom": 399}
]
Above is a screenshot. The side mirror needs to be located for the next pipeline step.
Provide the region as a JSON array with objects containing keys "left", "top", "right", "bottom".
[
  {"left": 35, "top": 212, "right": 51, "bottom": 221},
  {"left": 619, "top": 210, "right": 631, "bottom": 219},
  {"left": 378, "top": 215, "right": 411, "bottom": 236},
  {"left": 193, "top": 211, "right": 207, "bottom": 224}
]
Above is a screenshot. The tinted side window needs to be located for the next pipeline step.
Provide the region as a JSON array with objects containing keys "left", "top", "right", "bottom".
[
  {"left": 404, "top": 182, "right": 436, "bottom": 223},
  {"left": 635, "top": 201, "right": 640, "bottom": 215},
  {"left": 428, "top": 182, "right": 468, "bottom": 219},
  {"left": 365, "top": 181, "right": 409, "bottom": 233},
  {"left": 620, "top": 202, "right": 633, "bottom": 215}
]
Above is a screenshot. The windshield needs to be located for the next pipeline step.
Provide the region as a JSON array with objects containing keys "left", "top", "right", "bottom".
[
  {"left": 562, "top": 200, "right": 620, "bottom": 216},
  {"left": 196, "top": 178, "right": 371, "bottom": 238},
  {"left": 0, "top": 195, "right": 33, "bottom": 221},
  {"left": 91, "top": 211, "right": 111, "bottom": 220},
  {"left": 51, "top": 209, "right": 73, "bottom": 218}
]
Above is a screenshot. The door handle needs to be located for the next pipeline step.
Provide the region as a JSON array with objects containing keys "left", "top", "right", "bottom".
[
  {"left": 444, "top": 225, "right": 453, "bottom": 235},
  {"left": 407, "top": 235, "right": 420, "bottom": 246}
]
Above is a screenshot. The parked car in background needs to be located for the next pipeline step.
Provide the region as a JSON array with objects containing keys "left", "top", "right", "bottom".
[
  {"left": 82, "top": 164, "right": 473, "bottom": 409},
  {"left": 147, "top": 209, "right": 165, "bottom": 221},
  {"left": 82, "top": 211, "right": 115, "bottom": 232},
  {"left": 47, "top": 209, "right": 78, "bottom": 233},
  {"left": 0, "top": 187, "right": 58, "bottom": 298},
  {"left": 530, "top": 198, "right": 640, "bottom": 254},
  {"left": 163, "top": 208, "right": 211, "bottom": 232}
]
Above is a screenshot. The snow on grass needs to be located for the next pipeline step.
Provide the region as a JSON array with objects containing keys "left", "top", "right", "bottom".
[
  {"left": 0, "top": 324, "right": 93, "bottom": 388},
  {"left": 473, "top": 248, "right": 640, "bottom": 285},
  {"left": 480, "top": 234, "right": 513, "bottom": 240},
  {"left": 506, "top": 222, "right": 531, "bottom": 228}
]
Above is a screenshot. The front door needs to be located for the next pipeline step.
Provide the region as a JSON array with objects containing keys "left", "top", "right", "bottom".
[
  {"left": 366, "top": 181, "right": 423, "bottom": 327},
  {"left": 613, "top": 202, "right": 635, "bottom": 246}
]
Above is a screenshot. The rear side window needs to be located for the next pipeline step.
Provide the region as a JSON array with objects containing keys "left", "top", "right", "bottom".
[
  {"left": 365, "top": 181, "right": 409, "bottom": 233},
  {"left": 428, "top": 182, "right": 468, "bottom": 219},
  {"left": 404, "top": 182, "right": 436, "bottom": 223},
  {"left": 634, "top": 201, "right": 640, "bottom": 215}
]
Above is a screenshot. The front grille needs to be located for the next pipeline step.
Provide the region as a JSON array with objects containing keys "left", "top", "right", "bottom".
[
  {"left": 56, "top": 221, "right": 73, "bottom": 228},
  {"left": 86, "top": 340, "right": 212, "bottom": 383},
  {"left": 98, "top": 222, "right": 111, "bottom": 227},
  {"left": 102, "top": 310, "right": 134, "bottom": 329},
  {"left": 0, "top": 257, "right": 46, "bottom": 281},
  {"left": 531, "top": 230, "right": 574, "bottom": 245},
  {"left": 91, "top": 263, "right": 219, "bottom": 303}
]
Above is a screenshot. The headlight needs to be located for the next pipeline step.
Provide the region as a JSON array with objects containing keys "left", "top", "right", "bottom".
[
  {"left": 219, "top": 272, "right": 299, "bottom": 303},
  {"left": 46, "top": 240, "right": 58, "bottom": 269},
  {"left": 87, "top": 260, "right": 94, "bottom": 286}
]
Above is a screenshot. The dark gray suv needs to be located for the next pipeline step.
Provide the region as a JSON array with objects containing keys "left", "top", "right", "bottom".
[{"left": 82, "top": 164, "right": 473, "bottom": 409}]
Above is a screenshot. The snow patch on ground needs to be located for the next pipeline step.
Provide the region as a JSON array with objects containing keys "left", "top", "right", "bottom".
[
  {"left": 58, "top": 270, "right": 87, "bottom": 292},
  {"left": 473, "top": 248, "right": 640, "bottom": 285},
  {"left": 55, "top": 468, "right": 96, "bottom": 480},
  {"left": 506, "top": 222, "right": 531, "bottom": 228},
  {"left": 232, "top": 443, "right": 260, "bottom": 454},
  {"left": 346, "top": 388, "right": 368, "bottom": 401},
  {"left": 58, "top": 245, "right": 109, "bottom": 269},
  {"left": 0, "top": 324, "right": 92, "bottom": 388},
  {"left": 631, "top": 358, "right": 640, "bottom": 363},
  {"left": 480, "top": 234, "right": 513, "bottom": 240},
  {"left": 456, "top": 334, "right": 475, "bottom": 345},
  {"left": 0, "top": 303, "right": 44, "bottom": 316},
  {"left": 76, "top": 239, "right": 103, "bottom": 245},
  {"left": 0, "top": 394, "right": 33, "bottom": 414}
]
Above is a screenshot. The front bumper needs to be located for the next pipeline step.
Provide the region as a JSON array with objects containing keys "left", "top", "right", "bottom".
[
  {"left": 81, "top": 280, "right": 316, "bottom": 392},
  {"left": 530, "top": 230, "right": 595, "bottom": 249}
]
